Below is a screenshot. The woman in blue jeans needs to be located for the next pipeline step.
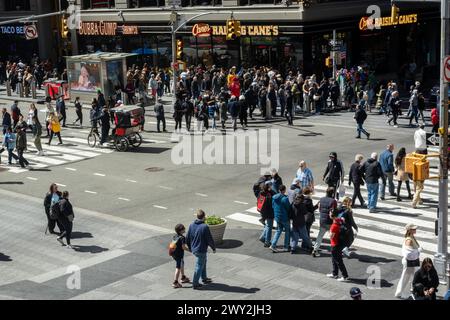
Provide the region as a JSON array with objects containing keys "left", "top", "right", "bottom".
[
  {"left": 258, "top": 182, "right": 275, "bottom": 247},
  {"left": 290, "top": 194, "right": 313, "bottom": 253}
]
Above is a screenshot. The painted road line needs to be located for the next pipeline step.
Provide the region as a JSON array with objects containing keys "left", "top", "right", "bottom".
[
  {"left": 65, "top": 168, "right": 77, "bottom": 171},
  {"left": 94, "top": 173, "right": 106, "bottom": 177},
  {"left": 30, "top": 249, "right": 130, "bottom": 284},
  {"left": 85, "top": 190, "right": 97, "bottom": 194},
  {"left": 153, "top": 205, "right": 168, "bottom": 210},
  {"left": 118, "top": 197, "right": 130, "bottom": 202},
  {"left": 195, "top": 193, "right": 208, "bottom": 197},
  {"left": 126, "top": 179, "right": 137, "bottom": 183},
  {"left": 234, "top": 201, "right": 249, "bottom": 205},
  {"left": 158, "top": 186, "right": 174, "bottom": 190},
  {"left": 26, "top": 177, "right": 38, "bottom": 181}
]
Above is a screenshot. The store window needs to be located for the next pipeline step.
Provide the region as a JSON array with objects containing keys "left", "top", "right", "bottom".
[
  {"left": 82, "top": 0, "right": 115, "bottom": 9},
  {"left": 128, "top": 0, "right": 165, "bottom": 7},
  {"left": 182, "top": 0, "right": 222, "bottom": 6},
  {"left": 239, "top": 0, "right": 282, "bottom": 5},
  {"left": 5, "top": 0, "right": 30, "bottom": 11}
]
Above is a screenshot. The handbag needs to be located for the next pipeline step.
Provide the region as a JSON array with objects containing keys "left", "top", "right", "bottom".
[
  {"left": 406, "top": 258, "right": 420, "bottom": 267},
  {"left": 67, "top": 214, "right": 74, "bottom": 222},
  {"left": 313, "top": 94, "right": 321, "bottom": 101}
]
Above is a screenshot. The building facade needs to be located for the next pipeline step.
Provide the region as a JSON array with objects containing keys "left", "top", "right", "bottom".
[
  {"left": 0, "top": 0, "right": 441, "bottom": 84},
  {"left": 0, "top": 0, "right": 58, "bottom": 61},
  {"left": 74, "top": 0, "right": 440, "bottom": 82}
]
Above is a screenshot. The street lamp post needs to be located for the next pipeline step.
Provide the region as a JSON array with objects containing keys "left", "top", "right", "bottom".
[{"left": 437, "top": 0, "right": 449, "bottom": 291}]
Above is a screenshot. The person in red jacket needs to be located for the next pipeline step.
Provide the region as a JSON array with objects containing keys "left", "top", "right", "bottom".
[
  {"left": 326, "top": 210, "right": 349, "bottom": 282},
  {"left": 230, "top": 77, "right": 241, "bottom": 98},
  {"left": 431, "top": 107, "right": 439, "bottom": 133}
]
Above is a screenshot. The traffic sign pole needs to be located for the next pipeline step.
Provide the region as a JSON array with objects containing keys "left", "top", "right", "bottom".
[{"left": 437, "top": 0, "right": 449, "bottom": 290}]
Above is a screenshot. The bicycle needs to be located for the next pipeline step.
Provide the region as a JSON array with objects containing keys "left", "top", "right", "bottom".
[{"left": 87, "top": 125, "right": 100, "bottom": 148}]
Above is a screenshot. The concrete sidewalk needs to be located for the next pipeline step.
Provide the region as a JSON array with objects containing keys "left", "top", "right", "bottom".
[{"left": 0, "top": 188, "right": 403, "bottom": 300}]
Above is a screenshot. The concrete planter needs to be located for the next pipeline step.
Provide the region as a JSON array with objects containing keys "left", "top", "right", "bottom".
[{"left": 207, "top": 218, "right": 227, "bottom": 245}]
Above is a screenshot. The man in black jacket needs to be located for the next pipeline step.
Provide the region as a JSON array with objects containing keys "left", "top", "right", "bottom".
[
  {"left": 57, "top": 191, "right": 75, "bottom": 249},
  {"left": 387, "top": 91, "right": 401, "bottom": 127},
  {"left": 323, "top": 152, "right": 343, "bottom": 199},
  {"left": 349, "top": 154, "right": 366, "bottom": 208},
  {"left": 354, "top": 104, "right": 370, "bottom": 139},
  {"left": 361, "top": 152, "right": 385, "bottom": 213},
  {"left": 99, "top": 106, "right": 110, "bottom": 145}
]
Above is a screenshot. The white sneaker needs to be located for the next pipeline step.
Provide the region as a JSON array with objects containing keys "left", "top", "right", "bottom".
[
  {"left": 35, "top": 151, "right": 40, "bottom": 155},
  {"left": 337, "top": 277, "right": 349, "bottom": 282},
  {"left": 326, "top": 273, "right": 338, "bottom": 279}
]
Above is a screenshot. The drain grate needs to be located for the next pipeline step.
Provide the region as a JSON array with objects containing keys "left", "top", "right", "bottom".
[{"left": 145, "top": 167, "right": 164, "bottom": 172}]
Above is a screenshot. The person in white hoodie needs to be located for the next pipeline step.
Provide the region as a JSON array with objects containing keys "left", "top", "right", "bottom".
[{"left": 395, "top": 223, "right": 422, "bottom": 299}]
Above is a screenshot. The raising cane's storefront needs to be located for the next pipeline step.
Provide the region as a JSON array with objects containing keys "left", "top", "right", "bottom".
[{"left": 182, "top": 22, "right": 301, "bottom": 70}]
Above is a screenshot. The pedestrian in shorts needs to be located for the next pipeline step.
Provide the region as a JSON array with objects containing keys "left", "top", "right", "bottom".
[{"left": 171, "top": 224, "right": 190, "bottom": 288}]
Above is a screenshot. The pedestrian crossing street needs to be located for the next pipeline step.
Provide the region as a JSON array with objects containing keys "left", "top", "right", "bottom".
[
  {"left": 227, "top": 155, "right": 449, "bottom": 259},
  {"left": 0, "top": 128, "right": 114, "bottom": 174}
]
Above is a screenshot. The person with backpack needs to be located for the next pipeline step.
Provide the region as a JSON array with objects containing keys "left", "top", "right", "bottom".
[
  {"left": 326, "top": 209, "right": 349, "bottom": 282},
  {"left": 338, "top": 197, "right": 359, "bottom": 257},
  {"left": 253, "top": 171, "right": 272, "bottom": 198},
  {"left": 43, "top": 183, "right": 64, "bottom": 235},
  {"left": 56, "top": 191, "right": 75, "bottom": 249},
  {"left": 169, "top": 223, "right": 190, "bottom": 288},
  {"left": 302, "top": 187, "right": 317, "bottom": 236},
  {"left": 354, "top": 103, "right": 370, "bottom": 139},
  {"left": 56, "top": 96, "right": 67, "bottom": 128},
  {"left": 323, "top": 152, "right": 343, "bottom": 199},
  {"left": 269, "top": 185, "right": 291, "bottom": 253},
  {"left": 258, "top": 182, "right": 275, "bottom": 246},
  {"left": 312, "top": 187, "right": 337, "bottom": 257},
  {"left": 290, "top": 193, "right": 313, "bottom": 254}
]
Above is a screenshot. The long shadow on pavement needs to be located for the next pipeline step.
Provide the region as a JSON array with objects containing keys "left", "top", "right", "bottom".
[
  {"left": 0, "top": 253, "right": 12, "bottom": 262},
  {"left": 347, "top": 277, "right": 394, "bottom": 288},
  {"left": 194, "top": 283, "right": 260, "bottom": 294},
  {"left": 71, "top": 231, "right": 94, "bottom": 239},
  {"left": 72, "top": 245, "right": 109, "bottom": 254}
]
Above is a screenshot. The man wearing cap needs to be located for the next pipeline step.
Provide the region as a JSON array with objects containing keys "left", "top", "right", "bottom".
[
  {"left": 361, "top": 152, "right": 384, "bottom": 213},
  {"left": 414, "top": 124, "right": 427, "bottom": 155},
  {"left": 323, "top": 152, "right": 343, "bottom": 199},
  {"left": 350, "top": 287, "right": 363, "bottom": 300}
]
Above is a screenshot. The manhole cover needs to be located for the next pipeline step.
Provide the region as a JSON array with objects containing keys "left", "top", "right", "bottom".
[{"left": 145, "top": 167, "right": 164, "bottom": 172}]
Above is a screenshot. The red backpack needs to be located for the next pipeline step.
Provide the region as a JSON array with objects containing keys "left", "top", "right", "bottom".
[{"left": 257, "top": 193, "right": 270, "bottom": 212}]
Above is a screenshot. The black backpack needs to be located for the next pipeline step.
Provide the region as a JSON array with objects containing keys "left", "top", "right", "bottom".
[
  {"left": 337, "top": 209, "right": 350, "bottom": 245},
  {"left": 49, "top": 201, "right": 61, "bottom": 220}
]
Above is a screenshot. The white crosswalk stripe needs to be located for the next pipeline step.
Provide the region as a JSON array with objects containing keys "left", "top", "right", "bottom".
[
  {"left": 0, "top": 130, "right": 114, "bottom": 173},
  {"left": 226, "top": 177, "right": 450, "bottom": 259}
]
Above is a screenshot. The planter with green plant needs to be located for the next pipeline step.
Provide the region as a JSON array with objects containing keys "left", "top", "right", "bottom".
[{"left": 205, "top": 215, "right": 227, "bottom": 245}]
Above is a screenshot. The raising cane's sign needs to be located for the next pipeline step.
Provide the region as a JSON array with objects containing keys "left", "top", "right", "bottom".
[{"left": 192, "top": 23, "right": 211, "bottom": 37}]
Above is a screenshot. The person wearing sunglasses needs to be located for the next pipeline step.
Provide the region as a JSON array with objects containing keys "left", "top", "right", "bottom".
[{"left": 412, "top": 257, "right": 439, "bottom": 300}]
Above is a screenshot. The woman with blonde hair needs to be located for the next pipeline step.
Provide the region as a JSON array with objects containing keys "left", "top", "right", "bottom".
[
  {"left": 338, "top": 196, "right": 358, "bottom": 257},
  {"left": 394, "top": 147, "right": 413, "bottom": 201},
  {"left": 395, "top": 223, "right": 421, "bottom": 299},
  {"left": 46, "top": 112, "right": 63, "bottom": 145}
]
